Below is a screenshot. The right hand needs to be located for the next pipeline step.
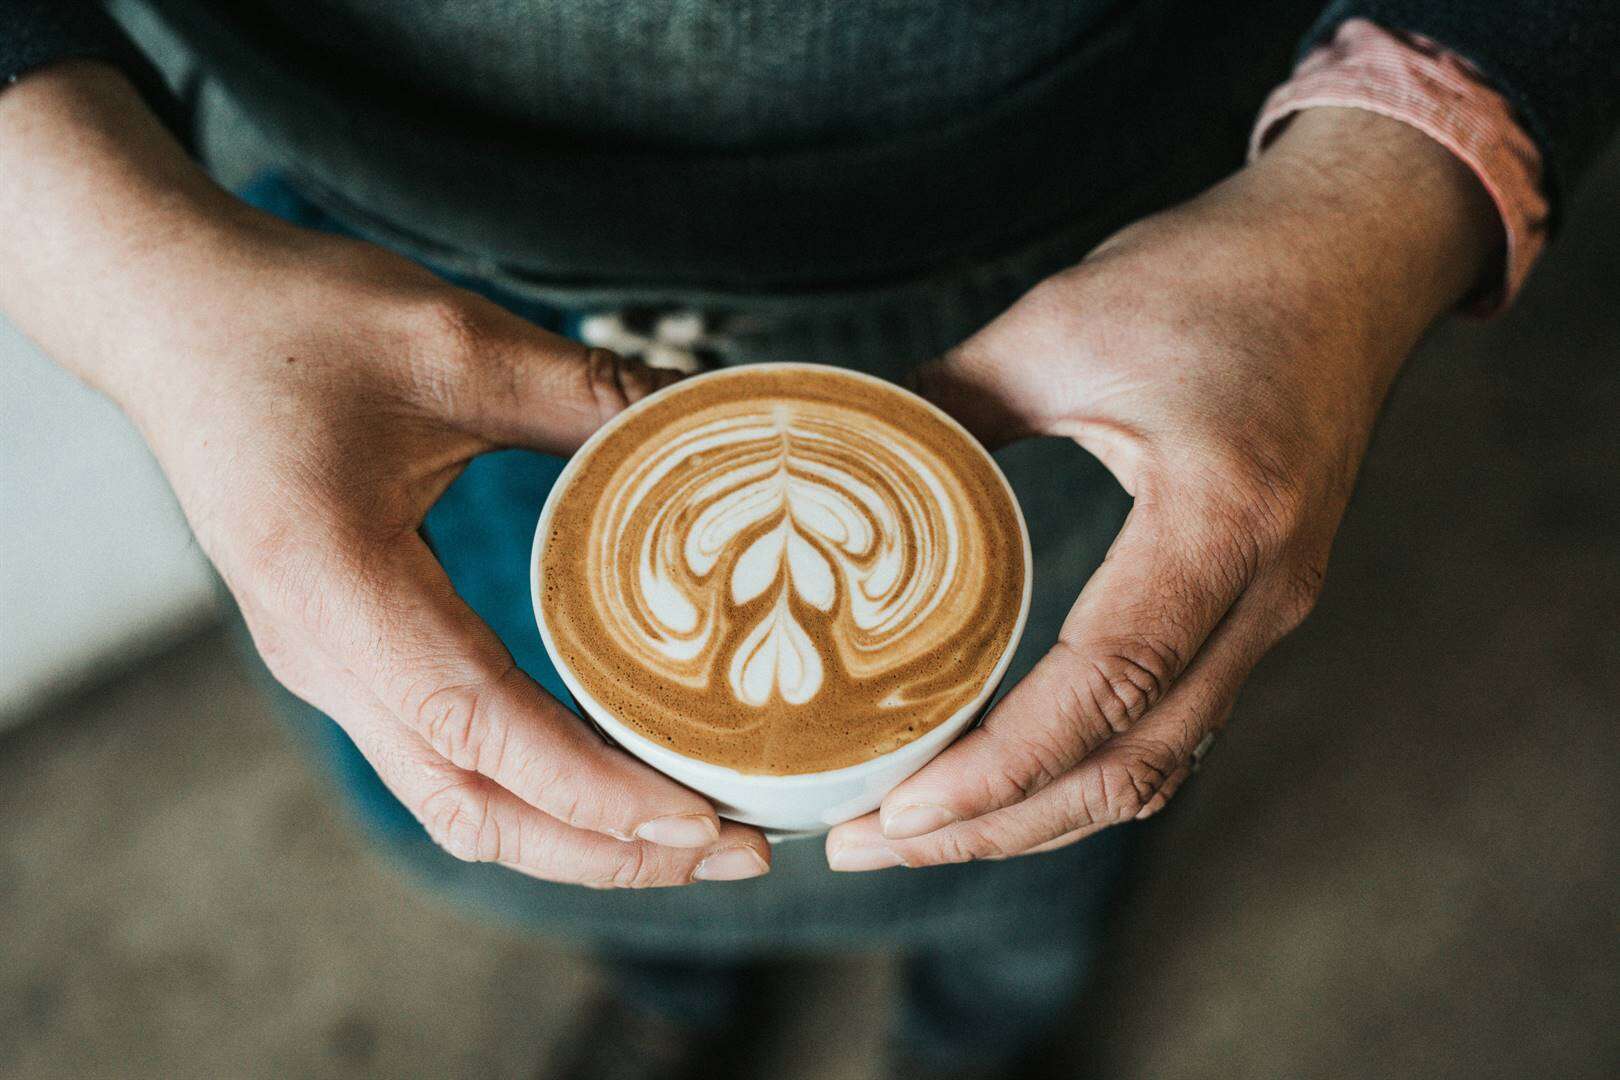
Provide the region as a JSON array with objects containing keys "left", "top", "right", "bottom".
[{"left": 0, "top": 64, "right": 770, "bottom": 888}]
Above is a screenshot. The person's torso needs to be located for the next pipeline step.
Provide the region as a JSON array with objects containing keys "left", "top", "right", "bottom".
[
  {"left": 238, "top": 0, "right": 1121, "bottom": 151},
  {"left": 148, "top": 0, "right": 1309, "bottom": 296}
]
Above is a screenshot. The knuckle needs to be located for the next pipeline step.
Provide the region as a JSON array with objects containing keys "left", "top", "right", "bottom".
[
  {"left": 283, "top": 579, "right": 341, "bottom": 642},
  {"left": 419, "top": 780, "right": 497, "bottom": 862},
  {"left": 1253, "top": 482, "right": 1309, "bottom": 546},
  {"left": 578, "top": 347, "right": 640, "bottom": 424},
  {"left": 414, "top": 679, "right": 506, "bottom": 774},
  {"left": 240, "top": 521, "right": 299, "bottom": 586},
  {"left": 1078, "top": 747, "right": 1174, "bottom": 824},
  {"left": 1115, "top": 743, "right": 1177, "bottom": 819},
  {"left": 239, "top": 524, "right": 357, "bottom": 643},
  {"left": 975, "top": 726, "right": 1068, "bottom": 803},
  {"left": 517, "top": 759, "right": 582, "bottom": 826},
  {"left": 1094, "top": 763, "right": 1147, "bottom": 822},
  {"left": 1243, "top": 471, "right": 1309, "bottom": 551},
  {"left": 1187, "top": 521, "right": 1263, "bottom": 600},
  {"left": 1071, "top": 639, "right": 1181, "bottom": 732},
  {"left": 1274, "top": 558, "right": 1327, "bottom": 634},
  {"left": 923, "top": 825, "right": 1010, "bottom": 866},
  {"left": 603, "top": 844, "right": 665, "bottom": 890}
]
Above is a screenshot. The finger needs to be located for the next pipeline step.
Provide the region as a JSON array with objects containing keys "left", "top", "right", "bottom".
[
  {"left": 335, "top": 696, "right": 769, "bottom": 886},
  {"left": 445, "top": 299, "right": 682, "bottom": 453},
  {"left": 996, "top": 755, "right": 1194, "bottom": 858},
  {"left": 950, "top": 685, "right": 1233, "bottom": 858},
  {"left": 824, "top": 812, "right": 901, "bottom": 871},
  {"left": 836, "top": 590, "right": 1269, "bottom": 868},
  {"left": 422, "top": 770, "right": 770, "bottom": 888},
  {"left": 495, "top": 816, "right": 772, "bottom": 888},
  {"left": 293, "top": 531, "right": 726, "bottom": 848},
  {"left": 877, "top": 497, "right": 1252, "bottom": 840},
  {"left": 256, "top": 618, "right": 770, "bottom": 880},
  {"left": 834, "top": 758, "right": 1194, "bottom": 871},
  {"left": 1011, "top": 822, "right": 1111, "bottom": 857},
  {"left": 1134, "top": 762, "right": 1193, "bottom": 820}
]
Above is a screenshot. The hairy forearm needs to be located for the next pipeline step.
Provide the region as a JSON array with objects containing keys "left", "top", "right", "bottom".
[{"left": 0, "top": 61, "right": 260, "bottom": 399}]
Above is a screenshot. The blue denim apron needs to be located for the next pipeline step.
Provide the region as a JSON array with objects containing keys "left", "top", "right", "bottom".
[{"left": 243, "top": 173, "right": 1136, "bottom": 957}]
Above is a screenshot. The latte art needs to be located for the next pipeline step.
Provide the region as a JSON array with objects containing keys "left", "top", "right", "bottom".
[
  {"left": 539, "top": 366, "right": 1027, "bottom": 775},
  {"left": 606, "top": 404, "right": 964, "bottom": 709}
]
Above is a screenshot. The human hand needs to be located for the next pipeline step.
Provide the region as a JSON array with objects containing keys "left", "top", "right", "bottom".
[
  {"left": 827, "top": 108, "right": 1498, "bottom": 869},
  {"left": 0, "top": 64, "right": 770, "bottom": 887}
]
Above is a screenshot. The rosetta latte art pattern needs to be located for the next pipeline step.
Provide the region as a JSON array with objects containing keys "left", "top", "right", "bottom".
[
  {"left": 600, "top": 404, "right": 961, "bottom": 707},
  {"left": 541, "top": 367, "right": 1025, "bottom": 774}
]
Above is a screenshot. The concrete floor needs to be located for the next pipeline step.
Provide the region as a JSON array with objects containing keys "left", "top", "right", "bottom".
[{"left": 4, "top": 143, "right": 1617, "bottom": 1079}]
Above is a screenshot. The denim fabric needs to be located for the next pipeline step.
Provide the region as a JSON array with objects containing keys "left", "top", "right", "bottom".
[
  {"left": 894, "top": 933, "right": 1101, "bottom": 1069},
  {"left": 242, "top": 172, "right": 1136, "bottom": 959},
  {"left": 600, "top": 929, "right": 1102, "bottom": 1066}
]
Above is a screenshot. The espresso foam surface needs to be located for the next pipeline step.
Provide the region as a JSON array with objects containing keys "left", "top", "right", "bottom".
[{"left": 540, "top": 366, "right": 1025, "bottom": 774}]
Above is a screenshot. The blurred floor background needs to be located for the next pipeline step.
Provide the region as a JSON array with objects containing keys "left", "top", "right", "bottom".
[{"left": 2, "top": 120, "right": 1616, "bottom": 1080}]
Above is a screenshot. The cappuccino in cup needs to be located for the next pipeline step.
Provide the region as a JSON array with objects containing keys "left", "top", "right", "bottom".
[{"left": 533, "top": 364, "right": 1029, "bottom": 830}]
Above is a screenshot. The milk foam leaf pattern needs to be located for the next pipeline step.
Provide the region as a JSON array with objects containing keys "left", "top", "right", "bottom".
[
  {"left": 541, "top": 367, "right": 1025, "bottom": 774},
  {"left": 730, "top": 587, "right": 824, "bottom": 706},
  {"left": 597, "top": 402, "right": 964, "bottom": 708}
]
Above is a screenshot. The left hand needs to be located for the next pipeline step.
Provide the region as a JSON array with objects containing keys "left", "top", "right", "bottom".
[{"left": 827, "top": 107, "right": 1499, "bottom": 870}]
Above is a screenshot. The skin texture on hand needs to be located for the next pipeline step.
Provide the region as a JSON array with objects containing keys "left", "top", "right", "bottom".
[
  {"left": 0, "top": 63, "right": 771, "bottom": 887},
  {"left": 826, "top": 107, "right": 1498, "bottom": 871}
]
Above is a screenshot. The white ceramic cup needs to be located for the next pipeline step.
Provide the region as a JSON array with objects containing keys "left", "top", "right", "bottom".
[{"left": 531, "top": 364, "right": 1032, "bottom": 834}]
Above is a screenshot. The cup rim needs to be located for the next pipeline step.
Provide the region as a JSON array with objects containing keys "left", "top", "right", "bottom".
[{"left": 530, "top": 362, "right": 1033, "bottom": 788}]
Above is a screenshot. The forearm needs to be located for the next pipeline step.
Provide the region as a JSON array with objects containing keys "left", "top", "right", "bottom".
[
  {"left": 1271, "top": 105, "right": 1498, "bottom": 297},
  {"left": 1231, "top": 106, "right": 1493, "bottom": 340},
  {"left": 0, "top": 61, "right": 257, "bottom": 400},
  {"left": 1109, "top": 106, "right": 1498, "bottom": 426}
]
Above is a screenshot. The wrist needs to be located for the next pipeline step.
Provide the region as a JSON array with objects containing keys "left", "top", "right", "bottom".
[
  {"left": 1246, "top": 107, "right": 1499, "bottom": 333},
  {"left": 1070, "top": 107, "right": 1497, "bottom": 449},
  {"left": 0, "top": 62, "right": 266, "bottom": 401},
  {"left": 1115, "top": 105, "right": 1500, "bottom": 422}
]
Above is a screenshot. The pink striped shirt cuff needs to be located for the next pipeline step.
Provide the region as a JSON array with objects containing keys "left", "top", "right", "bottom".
[{"left": 1250, "top": 18, "right": 1549, "bottom": 315}]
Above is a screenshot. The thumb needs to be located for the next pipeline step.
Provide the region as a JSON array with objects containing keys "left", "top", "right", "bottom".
[
  {"left": 910, "top": 347, "right": 1036, "bottom": 452},
  {"left": 911, "top": 283, "right": 1082, "bottom": 449},
  {"left": 448, "top": 296, "right": 683, "bottom": 454}
]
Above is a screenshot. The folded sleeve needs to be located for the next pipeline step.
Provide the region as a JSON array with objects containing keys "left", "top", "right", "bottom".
[
  {"left": 1302, "top": 0, "right": 1620, "bottom": 228},
  {"left": 1252, "top": 19, "right": 1550, "bottom": 313}
]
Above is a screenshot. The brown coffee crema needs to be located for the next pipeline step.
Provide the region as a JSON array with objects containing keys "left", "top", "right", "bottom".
[{"left": 539, "top": 366, "right": 1025, "bottom": 774}]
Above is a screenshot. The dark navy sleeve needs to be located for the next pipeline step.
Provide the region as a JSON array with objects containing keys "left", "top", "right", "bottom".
[{"left": 1307, "top": 0, "right": 1620, "bottom": 226}]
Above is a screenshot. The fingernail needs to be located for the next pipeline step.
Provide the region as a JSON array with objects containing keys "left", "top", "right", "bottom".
[
  {"left": 882, "top": 803, "right": 958, "bottom": 840},
  {"left": 634, "top": 813, "right": 721, "bottom": 849},
  {"left": 828, "top": 843, "right": 905, "bottom": 872},
  {"left": 692, "top": 846, "right": 769, "bottom": 882}
]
